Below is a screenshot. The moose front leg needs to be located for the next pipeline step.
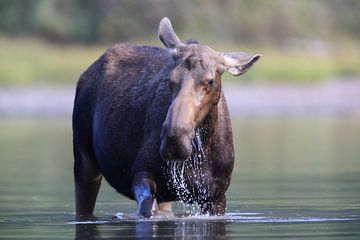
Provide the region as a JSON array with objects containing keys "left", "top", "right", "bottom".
[
  {"left": 132, "top": 172, "right": 157, "bottom": 218},
  {"left": 212, "top": 194, "right": 226, "bottom": 215},
  {"left": 200, "top": 194, "right": 226, "bottom": 216}
]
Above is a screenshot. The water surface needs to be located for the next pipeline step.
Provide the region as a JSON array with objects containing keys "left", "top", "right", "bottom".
[{"left": 0, "top": 118, "right": 359, "bottom": 239}]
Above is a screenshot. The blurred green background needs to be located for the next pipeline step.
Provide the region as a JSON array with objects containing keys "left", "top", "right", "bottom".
[
  {"left": 0, "top": 0, "right": 359, "bottom": 85},
  {"left": 1, "top": 2, "right": 360, "bottom": 238}
]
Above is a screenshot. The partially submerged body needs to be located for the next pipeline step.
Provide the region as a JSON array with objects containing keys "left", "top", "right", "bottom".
[{"left": 73, "top": 18, "right": 261, "bottom": 219}]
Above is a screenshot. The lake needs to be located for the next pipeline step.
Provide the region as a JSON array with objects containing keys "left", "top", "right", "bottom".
[{"left": 0, "top": 118, "right": 359, "bottom": 239}]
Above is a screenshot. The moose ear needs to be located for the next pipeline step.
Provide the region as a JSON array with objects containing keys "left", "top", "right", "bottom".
[
  {"left": 158, "top": 17, "right": 181, "bottom": 49},
  {"left": 220, "top": 52, "right": 262, "bottom": 76}
]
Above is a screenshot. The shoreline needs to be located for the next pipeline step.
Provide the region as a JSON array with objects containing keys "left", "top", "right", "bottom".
[{"left": 1, "top": 79, "right": 359, "bottom": 118}]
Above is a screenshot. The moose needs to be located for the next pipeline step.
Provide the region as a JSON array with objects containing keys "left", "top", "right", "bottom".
[{"left": 73, "top": 17, "right": 261, "bottom": 219}]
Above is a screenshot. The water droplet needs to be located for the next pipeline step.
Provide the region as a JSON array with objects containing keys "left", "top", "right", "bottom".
[{"left": 165, "top": 127, "right": 212, "bottom": 215}]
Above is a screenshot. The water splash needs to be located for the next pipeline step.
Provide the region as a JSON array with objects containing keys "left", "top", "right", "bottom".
[
  {"left": 94, "top": 211, "right": 355, "bottom": 223},
  {"left": 166, "top": 126, "right": 211, "bottom": 215}
]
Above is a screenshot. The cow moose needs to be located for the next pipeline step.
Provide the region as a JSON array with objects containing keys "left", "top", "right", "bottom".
[{"left": 73, "top": 17, "right": 261, "bottom": 219}]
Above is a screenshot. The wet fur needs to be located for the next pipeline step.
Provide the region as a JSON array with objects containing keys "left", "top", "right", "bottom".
[{"left": 73, "top": 43, "right": 235, "bottom": 217}]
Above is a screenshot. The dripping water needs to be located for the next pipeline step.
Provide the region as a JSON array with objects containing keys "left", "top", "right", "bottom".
[{"left": 166, "top": 126, "right": 211, "bottom": 215}]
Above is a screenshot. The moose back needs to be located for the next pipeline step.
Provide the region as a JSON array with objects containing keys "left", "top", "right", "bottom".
[{"left": 73, "top": 17, "right": 261, "bottom": 219}]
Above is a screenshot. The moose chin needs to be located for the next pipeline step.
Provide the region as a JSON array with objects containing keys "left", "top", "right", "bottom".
[{"left": 73, "top": 17, "right": 261, "bottom": 219}]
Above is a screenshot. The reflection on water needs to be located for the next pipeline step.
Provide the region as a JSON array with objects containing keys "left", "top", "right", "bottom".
[
  {"left": 0, "top": 118, "right": 360, "bottom": 239},
  {"left": 75, "top": 221, "right": 227, "bottom": 240},
  {"left": 70, "top": 210, "right": 356, "bottom": 239}
]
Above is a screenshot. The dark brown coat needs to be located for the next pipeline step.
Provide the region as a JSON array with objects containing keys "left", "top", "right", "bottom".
[{"left": 73, "top": 18, "right": 260, "bottom": 219}]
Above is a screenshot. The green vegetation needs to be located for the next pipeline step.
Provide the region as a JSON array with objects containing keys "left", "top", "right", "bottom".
[
  {"left": 0, "top": 37, "right": 359, "bottom": 86},
  {"left": 0, "top": 0, "right": 359, "bottom": 85},
  {"left": 0, "top": 38, "right": 106, "bottom": 85},
  {"left": 239, "top": 48, "right": 360, "bottom": 83},
  {"left": 1, "top": 0, "right": 359, "bottom": 45}
]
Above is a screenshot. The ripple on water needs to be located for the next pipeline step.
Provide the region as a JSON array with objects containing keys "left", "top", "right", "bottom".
[{"left": 67, "top": 211, "right": 354, "bottom": 225}]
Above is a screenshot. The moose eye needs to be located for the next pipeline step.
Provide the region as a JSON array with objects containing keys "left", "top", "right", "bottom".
[
  {"left": 208, "top": 79, "right": 215, "bottom": 86},
  {"left": 204, "top": 79, "right": 215, "bottom": 92}
]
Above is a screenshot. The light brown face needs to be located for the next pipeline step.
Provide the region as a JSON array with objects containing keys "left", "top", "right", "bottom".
[
  {"left": 160, "top": 44, "right": 223, "bottom": 161},
  {"left": 158, "top": 18, "right": 261, "bottom": 161},
  {"left": 169, "top": 44, "right": 223, "bottom": 125}
]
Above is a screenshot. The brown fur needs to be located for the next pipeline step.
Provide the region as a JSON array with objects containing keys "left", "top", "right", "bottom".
[{"left": 73, "top": 18, "right": 260, "bottom": 219}]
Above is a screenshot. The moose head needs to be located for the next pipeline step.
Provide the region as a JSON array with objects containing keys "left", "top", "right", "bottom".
[{"left": 159, "top": 17, "right": 261, "bottom": 162}]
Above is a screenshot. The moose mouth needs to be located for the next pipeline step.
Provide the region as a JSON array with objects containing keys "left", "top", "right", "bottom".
[
  {"left": 160, "top": 126, "right": 205, "bottom": 162},
  {"left": 160, "top": 130, "right": 193, "bottom": 162}
]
